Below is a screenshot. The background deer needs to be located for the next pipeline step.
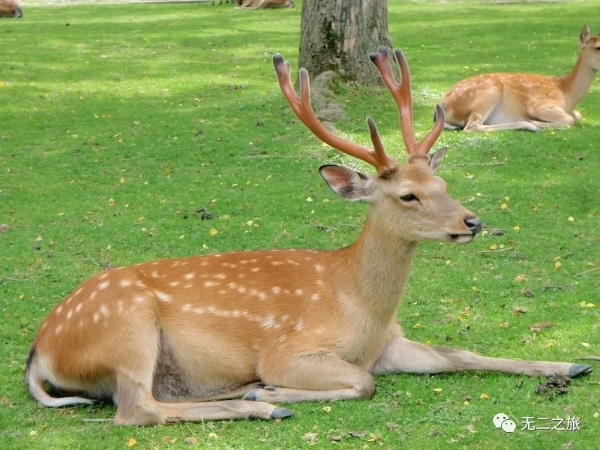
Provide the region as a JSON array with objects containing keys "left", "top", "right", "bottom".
[
  {"left": 25, "top": 48, "right": 591, "bottom": 426},
  {"left": 236, "top": 0, "right": 294, "bottom": 9},
  {"left": 441, "top": 25, "right": 600, "bottom": 132},
  {"left": 0, "top": 0, "right": 22, "bottom": 18}
]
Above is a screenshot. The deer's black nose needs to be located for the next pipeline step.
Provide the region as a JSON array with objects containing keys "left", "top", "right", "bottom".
[{"left": 465, "top": 217, "right": 482, "bottom": 234}]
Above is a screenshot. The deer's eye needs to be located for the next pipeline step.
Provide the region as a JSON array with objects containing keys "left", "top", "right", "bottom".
[{"left": 400, "top": 194, "right": 419, "bottom": 202}]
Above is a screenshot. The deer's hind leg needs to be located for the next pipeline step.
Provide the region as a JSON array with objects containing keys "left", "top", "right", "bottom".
[
  {"left": 111, "top": 314, "right": 291, "bottom": 425},
  {"left": 527, "top": 104, "right": 578, "bottom": 128},
  {"left": 242, "top": 350, "right": 375, "bottom": 403},
  {"left": 370, "top": 336, "right": 592, "bottom": 378}
]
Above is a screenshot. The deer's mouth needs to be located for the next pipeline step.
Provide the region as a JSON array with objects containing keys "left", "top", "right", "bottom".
[{"left": 448, "top": 233, "right": 476, "bottom": 244}]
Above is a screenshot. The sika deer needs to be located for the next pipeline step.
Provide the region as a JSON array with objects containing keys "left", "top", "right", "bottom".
[
  {"left": 441, "top": 25, "right": 600, "bottom": 132},
  {"left": 0, "top": 0, "right": 22, "bottom": 18},
  {"left": 26, "top": 48, "right": 591, "bottom": 426}
]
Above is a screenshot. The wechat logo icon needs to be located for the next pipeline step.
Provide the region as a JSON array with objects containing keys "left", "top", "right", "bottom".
[{"left": 493, "top": 413, "right": 516, "bottom": 433}]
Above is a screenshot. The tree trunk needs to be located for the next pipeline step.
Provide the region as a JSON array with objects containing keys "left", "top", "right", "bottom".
[{"left": 298, "top": 0, "right": 393, "bottom": 85}]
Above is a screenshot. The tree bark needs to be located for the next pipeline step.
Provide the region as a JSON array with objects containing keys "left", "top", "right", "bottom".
[{"left": 298, "top": 0, "right": 393, "bottom": 85}]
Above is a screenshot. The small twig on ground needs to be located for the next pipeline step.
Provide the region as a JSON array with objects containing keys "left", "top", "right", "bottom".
[
  {"left": 445, "top": 162, "right": 507, "bottom": 168},
  {"left": 574, "top": 267, "right": 599, "bottom": 277},
  {"left": 476, "top": 247, "right": 513, "bottom": 254},
  {"left": 0, "top": 277, "right": 35, "bottom": 282},
  {"left": 82, "top": 418, "right": 113, "bottom": 423},
  {"left": 578, "top": 356, "right": 600, "bottom": 362},
  {"left": 45, "top": 250, "right": 84, "bottom": 255}
]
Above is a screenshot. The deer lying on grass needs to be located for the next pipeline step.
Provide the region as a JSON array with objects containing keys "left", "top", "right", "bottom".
[
  {"left": 0, "top": 0, "right": 22, "bottom": 18},
  {"left": 236, "top": 0, "right": 294, "bottom": 9},
  {"left": 26, "top": 48, "right": 592, "bottom": 426},
  {"left": 441, "top": 25, "right": 600, "bottom": 132}
]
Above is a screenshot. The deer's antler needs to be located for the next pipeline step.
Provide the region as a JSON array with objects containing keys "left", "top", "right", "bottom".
[
  {"left": 273, "top": 54, "right": 397, "bottom": 174},
  {"left": 369, "top": 47, "right": 444, "bottom": 164}
]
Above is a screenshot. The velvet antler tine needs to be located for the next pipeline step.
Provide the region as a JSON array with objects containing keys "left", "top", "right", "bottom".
[
  {"left": 394, "top": 49, "right": 418, "bottom": 153},
  {"left": 366, "top": 117, "right": 395, "bottom": 172},
  {"left": 418, "top": 104, "right": 445, "bottom": 154}
]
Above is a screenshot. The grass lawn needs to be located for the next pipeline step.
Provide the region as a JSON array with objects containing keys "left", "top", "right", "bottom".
[{"left": 1, "top": 0, "right": 598, "bottom": 448}]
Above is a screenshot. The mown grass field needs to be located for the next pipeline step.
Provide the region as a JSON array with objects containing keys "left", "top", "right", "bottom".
[{"left": 1, "top": 1, "right": 598, "bottom": 448}]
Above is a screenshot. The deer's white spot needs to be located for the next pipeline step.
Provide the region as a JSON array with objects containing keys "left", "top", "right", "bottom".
[
  {"left": 134, "top": 280, "right": 146, "bottom": 288},
  {"left": 182, "top": 303, "right": 192, "bottom": 312},
  {"left": 89, "top": 291, "right": 97, "bottom": 301},
  {"left": 98, "top": 281, "right": 110, "bottom": 290},
  {"left": 93, "top": 312, "right": 100, "bottom": 323},
  {"left": 56, "top": 305, "right": 63, "bottom": 315},
  {"left": 99, "top": 273, "right": 109, "bottom": 280},
  {"left": 184, "top": 272, "right": 196, "bottom": 280},
  {"left": 272, "top": 286, "right": 281, "bottom": 294},
  {"left": 55, "top": 324, "right": 63, "bottom": 334},
  {"left": 75, "top": 303, "right": 83, "bottom": 313},
  {"left": 294, "top": 318, "right": 304, "bottom": 331},
  {"left": 250, "top": 267, "right": 260, "bottom": 273},
  {"left": 311, "top": 293, "right": 321, "bottom": 301},
  {"left": 66, "top": 310, "right": 73, "bottom": 320},
  {"left": 120, "top": 279, "right": 133, "bottom": 288},
  {"left": 183, "top": 283, "right": 193, "bottom": 289},
  {"left": 169, "top": 281, "right": 180, "bottom": 287},
  {"left": 117, "top": 301, "right": 124, "bottom": 315},
  {"left": 237, "top": 286, "right": 247, "bottom": 294},
  {"left": 194, "top": 307, "right": 205, "bottom": 314},
  {"left": 204, "top": 281, "right": 218, "bottom": 288},
  {"left": 261, "top": 315, "right": 275, "bottom": 329},
  {"left": 77, "top": 320, "right": 84, "bottom": 329},
  {"left": 75, "top": 288, "right": 83, "bottom": 296},
  {"left": 295, "top": 289, "right": 303, "bottom": 296},
  {"left": 134, "top": 295, "right": 147, "bottom": 304},
  {"left": 315, "top": 264, "right": 324, "bottom": 273},
  {"left": 271, "top": 261, "right": 284, "bottom": 266},
  {"left": 238, "top": 273, "right": 246, "bottom": 279},
  {"left": 213, "top": 273, "right": 227, "bottom": 280},
  {"left": 155, "top": 291, "right": 172, "bottom": 303},
  {"left": 100, "top": 304, "right": 111, "bottom": 318}
]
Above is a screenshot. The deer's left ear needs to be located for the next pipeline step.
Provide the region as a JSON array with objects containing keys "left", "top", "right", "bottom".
[
  {"left": 429, "top": 147, "right": 447, "bottom": 173},
  {"left": 580, "top": 24, "right": 590, "bottom": 46},
  {"left": 319, "top": 165, "right": 373, "bottom": 201}
]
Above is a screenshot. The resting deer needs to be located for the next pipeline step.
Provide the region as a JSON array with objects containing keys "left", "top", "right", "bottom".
[
  {"left": 25, "top": 48, "right": 591, "bottom": 426},
  {"left": 236, "top": 0, "right": 294, "bottom": 9},
  {"left": 441, "top": 25, "right": 600, "bottom": 132},
  {"left": 0, "top": 0, "right": 22, "bottom": 18}
]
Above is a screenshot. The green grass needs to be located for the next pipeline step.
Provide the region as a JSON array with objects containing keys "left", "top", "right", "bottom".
[{"left": 1, "top": 1, "right": 598, "bottom": 448}]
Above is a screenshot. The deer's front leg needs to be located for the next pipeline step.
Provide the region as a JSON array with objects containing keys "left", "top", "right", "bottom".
[
  {"left": 371, "top": 337, "right": 592, "bottom": 378},
  {"left": 242, "top": 350, "right": 375, "bottom": 403}
]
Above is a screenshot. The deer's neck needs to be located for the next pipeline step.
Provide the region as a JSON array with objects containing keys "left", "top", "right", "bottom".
[
  {"left": 337, "top": 216, "right": 418, "bottom": 323},
  {"left": 558, "top": 53, "right": 597, "bottom": 111}
]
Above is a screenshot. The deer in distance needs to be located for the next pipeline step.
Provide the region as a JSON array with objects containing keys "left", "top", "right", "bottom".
[
  {"left": 441, "top": 25, "right": 600, "bottom": 132},
  {"left": 0, "top": 0, "right": 22, "bottom": 18},
  {"left": 25, "top": 48, "right": 592, "bottom": 426},
  {"left": 236, "top": 0, "right": 294, "bottom": 9}
]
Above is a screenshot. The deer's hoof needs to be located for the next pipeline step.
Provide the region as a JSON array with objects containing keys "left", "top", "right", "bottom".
[
  {"left": 568, "top": 364, "right": 592, "bottom": 377},
  {"left": 271, "top": 406, "right": 293, "bottom": 419},
  {"left": 242, "top": 389, "right": 260, "bottom": 401}
]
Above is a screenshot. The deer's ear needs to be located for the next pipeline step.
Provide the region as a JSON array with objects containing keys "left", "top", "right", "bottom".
[
  {"left": 429, "top": 147, "right": 447, "bottom": 173},
  {"left": 580, "top": 24, "right": 590, "bottom": 46},
  {"left": 319, "top": 165, "right": 373, "bottom": 200}
]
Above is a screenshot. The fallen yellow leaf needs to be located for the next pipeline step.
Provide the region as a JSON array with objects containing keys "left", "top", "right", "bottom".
[{"left": 126, "top": 438, "right": 137, "bottom": 447}]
